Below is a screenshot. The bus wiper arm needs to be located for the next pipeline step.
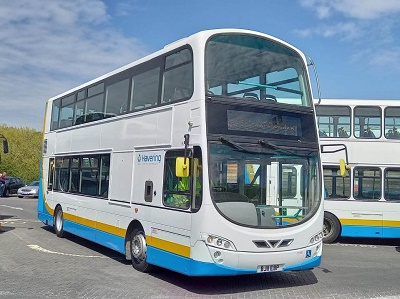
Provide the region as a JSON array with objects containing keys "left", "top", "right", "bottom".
[
  {"left": 258, "top": 139, "right": 318, "bottom": 157},
  {"left": 219, "top": 137, "right": 252, "bottom": 153}
]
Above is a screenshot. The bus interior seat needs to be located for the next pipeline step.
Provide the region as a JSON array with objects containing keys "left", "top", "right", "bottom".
[{"left": 243, "top": 92, "right": 259, "bottom": 100}]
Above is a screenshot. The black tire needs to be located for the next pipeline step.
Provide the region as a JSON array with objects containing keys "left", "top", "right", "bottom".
[
  {"left": 54, "top": 207, "right": 65, "bottom": 238},
  {"left": 323, "top": 212, "right": 341, "bottom": 243},
  {"left": 130, "top": 228, "right": 152, "bottom": 272},
  {"left": 18, "top": 196, "right": 23, "bottom": 198}
]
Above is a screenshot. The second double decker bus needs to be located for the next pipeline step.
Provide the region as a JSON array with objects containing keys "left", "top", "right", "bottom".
[
  {"left": 38, "top": 29, "right": 324, "bottom": 276},
  {"left": 317, "top": 98, "right": 400, "bottom": 243}
]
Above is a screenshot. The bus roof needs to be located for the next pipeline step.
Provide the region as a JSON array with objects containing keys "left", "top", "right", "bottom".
[{"left": 316, "top": 98, "right": 400, "bottom": 107}]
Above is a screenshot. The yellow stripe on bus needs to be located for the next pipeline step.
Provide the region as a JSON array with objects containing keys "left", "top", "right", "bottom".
[
  {"left": 340, "top": 218, "right": 400, "bottom": 227},
  {"left": 147, "top": 235, "right": 190, "bottom": 258},
  {"left": 41, "top": 188, "right": 189, "bottom": 256}
]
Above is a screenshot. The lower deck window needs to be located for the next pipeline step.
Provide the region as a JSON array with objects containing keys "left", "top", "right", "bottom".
[{"left": 50, "top": 154, "right": 110, "bottom": 198}]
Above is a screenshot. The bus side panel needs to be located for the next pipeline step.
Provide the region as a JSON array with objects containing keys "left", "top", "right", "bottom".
[
  {"left": 341, "top": 225, "right": 383, "bottom": 238},
  {"left": 383, "top": 226, "right": 400, "bottom": 238}
]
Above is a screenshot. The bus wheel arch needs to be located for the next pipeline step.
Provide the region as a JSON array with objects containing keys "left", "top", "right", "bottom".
[
  {"left": 323, "top": 212, "right": 341, "bottom": 243},
  {"left": 125, "top": 221, "right": 153, "bottom": 272},
  {"left": 53, "top": 205, "right": 65, "bottom": 238}
]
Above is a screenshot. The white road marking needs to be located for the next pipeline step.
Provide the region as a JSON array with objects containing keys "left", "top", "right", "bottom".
[
  {"left": 28, "top": 244, "right": 106, "bottom": 258},
  {"left": 0, "top": 204, "right": 23, "bottom": 210}
]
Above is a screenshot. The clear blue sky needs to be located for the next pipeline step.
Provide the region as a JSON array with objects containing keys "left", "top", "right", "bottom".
[{"left": 1, "top": 0, "right": 400, "bottom": 131}]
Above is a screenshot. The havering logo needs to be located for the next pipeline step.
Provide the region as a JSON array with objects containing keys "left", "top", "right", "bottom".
[{"left": 137, "top": 153, "right": 162, "bottom": 164}]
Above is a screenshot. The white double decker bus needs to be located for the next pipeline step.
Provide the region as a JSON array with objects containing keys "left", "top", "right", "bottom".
[
  {"left": 38, "top": 29, "right": 324, "bottom": 276},
  {"left": 316, "top": 98, "right": 400, "bottom": 243}
]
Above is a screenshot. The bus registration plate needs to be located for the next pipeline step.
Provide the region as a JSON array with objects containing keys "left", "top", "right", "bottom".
[{"left": 257, "top": 264, "right": 280, "bottom": 273}]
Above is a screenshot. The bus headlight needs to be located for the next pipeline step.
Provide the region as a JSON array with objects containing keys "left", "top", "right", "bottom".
[
  {"left": 202, "top": 234, "right": 237, "bottom": 251},
  {"left": 309, "top": 231, "right": 324, "bottom": 244}
]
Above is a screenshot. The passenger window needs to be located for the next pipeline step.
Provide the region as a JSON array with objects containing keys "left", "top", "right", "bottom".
[
  {"left": 323, "top": 167, "right": 350, "bottom": 199},
  {"left": 59, "top": 103, "right": 74, "bottom": 129},
  {"left": 131, "top": 67, "right": 160, "bottom": 110},
  {"left": 74, "top": 100, "right": 85, "bottom": 125},
  {"left": 162, "top": 49, "right": 193, "bottom": 103},
  {"left": 315, "top": 105, "right": 351, "bottom": 138},
  {"left": 57, "top": 157, "right": 70, "bottom": 192},
  {"left": 105, "top": 79, "right": 129, "bottom": 115},
  {"left": 384, "top": 107, "right": 400, "bottom": 139},
  {"left": 354, "top": 106, "right": 381, "bottom": 139},
  {"left": 84, "top": 94, "right": 104, "bottom": 124},
  {"left": 81, "top": 156, "right": 100, "bottom": 196},
  {"left": 354, "top": 167, "right": 381, "bottom": 200},
  {"left": 51, "top": 99, "right": 61, "bottom": 130},
  {"left": 58, "top": 95, "right": 75, "bottom": 129},
  {"left": 384, "top": 168, "right": 400, "bottom": 201}
]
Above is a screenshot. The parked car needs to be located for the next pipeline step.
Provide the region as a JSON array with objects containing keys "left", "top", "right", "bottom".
[
  {"left": 2, "top": 176, "right": 25, "bottom": 197},
  {"left": 17, "top": 181, "right": 39, "bottom": 198}
]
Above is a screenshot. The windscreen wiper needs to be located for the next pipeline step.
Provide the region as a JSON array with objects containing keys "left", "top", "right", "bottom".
[
  {"left": 258, "top": 139, "right": 316, "bottom": 157},
  {"left": 219, "top": 137, "right": 254, "bottom": 153}
]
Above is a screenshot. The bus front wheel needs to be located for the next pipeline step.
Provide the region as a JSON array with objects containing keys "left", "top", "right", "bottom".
[
  {"left": 54, "top": 207, "right": 65, "bottom": 238},
  {"left": 130, "top": 228, "right": 152, "bottom": 272},
  {"left": 323, "top": 212, "right": 341, "bottom": 243}
]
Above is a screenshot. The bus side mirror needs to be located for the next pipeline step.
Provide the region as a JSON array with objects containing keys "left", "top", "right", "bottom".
[
  {"left": 176, "top": 157, "right": 190, "bottom": 177},
  {"left": 2, "top": 139, "right": 8, "bottom": 154},
  {"left": 339, "top": 159, "right": 350, "bottom": 177}
]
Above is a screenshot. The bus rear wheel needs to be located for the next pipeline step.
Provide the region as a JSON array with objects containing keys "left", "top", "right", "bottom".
[
  {"left": 54, "top": 207, "right": 65, "bottom": 238},
  {"left": 323, "top": 212, "right": 340, "bottom": 243},
  {"left": 130, "top": 228, "right": 153, "bottom": 272}
]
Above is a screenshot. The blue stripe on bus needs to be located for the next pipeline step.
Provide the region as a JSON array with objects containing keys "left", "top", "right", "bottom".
[
  {"left": 64, "top": 220, "right": 126, "bottom": 253},
  {"left": 382, "top": 227, "right": 400, "bottom": 238},
  {"left": 147, "top": 246, "right": 320, "bottom": 276},
  {"left": 341, "top": 225, "right": 400, "bottom": 239},
  {"left": 283, "top": 256, "right": 321, "bottom": 271},
  {"left": 38, "top": 192, "right": 320, "bottom": 275},
  {"left": 147, "top": 246, "right": 256, "bottom": 276},
  {"left": 38, "top": 207, "right": 126, "bottom": 255}
]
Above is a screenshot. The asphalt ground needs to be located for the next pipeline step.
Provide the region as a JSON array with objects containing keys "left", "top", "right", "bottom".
[{"left": 1, "top": 195, "right": 400, "bottom": 299}]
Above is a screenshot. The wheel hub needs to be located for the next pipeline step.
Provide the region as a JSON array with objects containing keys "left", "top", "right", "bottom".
[{"left": 132, "top": 233, "right": 147, "bottom": 260}]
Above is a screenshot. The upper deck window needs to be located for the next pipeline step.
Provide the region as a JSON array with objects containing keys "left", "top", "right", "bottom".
[
  {"left": 205, "top": 34, "right": 311, "bottom": 107},
  {"left": 315, "top": 105, "right": 351, "bottom": 138},
  {"left": 162, "top": 49, "right": 193, "bottom": 103},
  {"left": 384, "top": 107, "right": 400, "bottom": 139},
  {"left": 354, "top": 106, "right": 381, "bottom": 139}
]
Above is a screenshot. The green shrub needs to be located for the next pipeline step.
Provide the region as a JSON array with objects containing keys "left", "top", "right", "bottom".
[{"left": 0, "top": 124, "right": 41, "bottom": 183}]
